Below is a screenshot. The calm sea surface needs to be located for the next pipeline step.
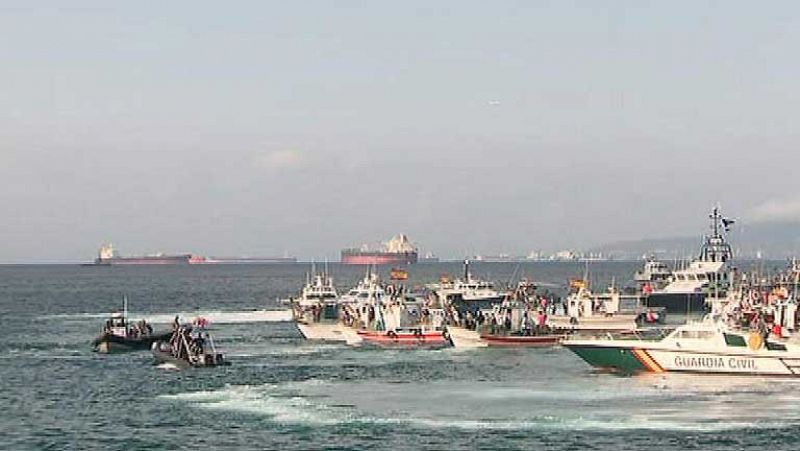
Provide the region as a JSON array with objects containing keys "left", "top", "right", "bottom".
[{"left": 1, "top": 262, "right": 798, "bottom": 451}]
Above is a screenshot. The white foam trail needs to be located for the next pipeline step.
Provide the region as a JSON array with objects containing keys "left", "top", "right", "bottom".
[
  {"left": 39, "top": 312, "right": 108, "bottom": 320},
  {"left": 40, "top": 309, "right": 293, "bottom": 324},
  {"left": 157, "top": 362, "right": 181, "bottom": 371},
  {"left": 230, "top": 344, "right": 343, "bottom": 358},
  {"left": 143, "top": 309, "right": 293, "bottom": 324},
  {"left": 159, "top": 382, "right": 798, "bottom": 432}
]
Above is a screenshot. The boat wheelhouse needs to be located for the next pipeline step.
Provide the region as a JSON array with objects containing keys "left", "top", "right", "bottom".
[
  {"left": 643, "top": 207, "right": 734, "bottom": 314},
  {"left": 430, "top": 260, "right": 506, "bottom": 314},
  {"left": 634, "top": 256, "right": 672, "bottom": 285}
]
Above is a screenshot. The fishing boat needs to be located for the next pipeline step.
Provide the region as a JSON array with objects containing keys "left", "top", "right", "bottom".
[
  {"left": 429, "top": 260, "right": 506, "bottom": 314},
  {"left": 564, "top": 315, "right": 800, "bottom": 376},
  {"left": 92, "top": 298, "right": 171, "bottom": 353},
  {"left": 479, "top": 333, "right": 564, "bottom": 347},
  {"left": 344, "top": 269, "right": 449, "bottom": 348},
  {"left": 548, "top": 282, "right": 666, "bottom": 333},
  {"left": 472, "top": 299, "right": 566, "bottom": 347},
  {"left": 356, "top": 327, "right": 449, "bottom": 348},
  {"left": 151, "top": 325, "right": 229, "bottom": 369},
  {"left": 289, "top": 267, "right": 362, "bottom": 344}
]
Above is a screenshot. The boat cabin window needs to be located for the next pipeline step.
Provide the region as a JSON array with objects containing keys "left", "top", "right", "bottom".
[
  {"left": 766, "top": 341, "right": 787, "bottom": 351},
  {"left": 676, "top": 330, "right": 715, "bottom": 339},
  {"left": 723, "top": 333, "right": 747, "bottom": 347}
]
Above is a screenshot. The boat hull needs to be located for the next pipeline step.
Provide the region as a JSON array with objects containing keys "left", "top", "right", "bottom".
[
  {"left": 565, "top": 342, "right": 800, "bottom": 376},
  {"left": 480, "top": 334, "right": 565, "bottom": 347},
  {"left": 93, "top": 331, "right": 173, "bottom": 353},
  {"left": 644, "top": 292, "right": 707, "bottom": 315},
  {"left": 548, "top": 315, "right": 638, "bottom": 332},
  {"left": 151, "top": 343, "right": 230, "bottom": 368},
  {"left": 446, "top": 326, "right": 488, "bottom": 348},
  {"left": 340, "top": 252, "right": 418, "bottom": 265},
  {"left": 357, "top": 330, "right": 449, "bottom": 348},
  {"left": 296, "top": 323, "right": 363, "bottom": 345}
]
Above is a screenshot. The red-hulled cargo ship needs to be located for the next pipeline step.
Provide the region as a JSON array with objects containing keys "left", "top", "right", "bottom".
[
  {"left": 341, "top": 234, "right": 418, "bottom": 265},
  {"left": 92, "top": 244, "right": 206, "bottom": 265}
]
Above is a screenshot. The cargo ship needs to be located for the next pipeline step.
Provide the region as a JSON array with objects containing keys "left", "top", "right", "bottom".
[
  {"left": 341, "top": 234, "right": 418, "bottom": 265},
  {"left": 204, "top": 256, "right": 298, "bottom": 264},
  {"left": 92, "top": 244, "right": 206, "bottom": 265}
]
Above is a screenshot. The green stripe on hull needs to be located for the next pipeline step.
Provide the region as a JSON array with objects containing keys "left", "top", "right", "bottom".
[{"left": 567, "top": 345, "right": 647, "bottom": 373}]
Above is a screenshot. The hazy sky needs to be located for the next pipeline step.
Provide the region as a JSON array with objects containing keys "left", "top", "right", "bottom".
[{"left": 2, "top": 1, "right": 800, "bottom": 261}]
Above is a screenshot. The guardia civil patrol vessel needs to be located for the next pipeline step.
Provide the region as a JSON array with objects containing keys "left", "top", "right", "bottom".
[
  {"left": 564, "top": 314, "right": 800, "bottom": 376},
  {"left": 641, "top": 207, "right": 735, "bottom": 314}
]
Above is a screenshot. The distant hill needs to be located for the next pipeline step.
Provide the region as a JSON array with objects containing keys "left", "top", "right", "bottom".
[{"left": 591, "top": 221, "right": 800, "bottom": 260}]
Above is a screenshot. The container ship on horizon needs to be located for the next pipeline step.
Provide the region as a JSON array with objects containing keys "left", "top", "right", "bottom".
[{"left": 341, "top": 234, "right": 418, "bottom": 265}]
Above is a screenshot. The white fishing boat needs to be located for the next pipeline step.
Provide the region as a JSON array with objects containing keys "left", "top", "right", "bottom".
[
  {"left": 549, "top": 282, "right": 665, "bottom": 332},
  {"left": 430, "top": 260, "right": 506, "bottom": 314},
  {"left": 289, "top": 267, "right": 362, "bottom": 344}
]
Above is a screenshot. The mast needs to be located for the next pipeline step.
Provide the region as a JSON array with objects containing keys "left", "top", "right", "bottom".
[{"left": 123, "top": 295, "right": 128, "bottom": 329}]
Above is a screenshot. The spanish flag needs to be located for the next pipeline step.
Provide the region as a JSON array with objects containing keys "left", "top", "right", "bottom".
[
  {"left": 390, "top": 268, "right": 409, "bottom": 280},
  {"left": 569, "top": 278, "right": 587, "bottom": 289}
]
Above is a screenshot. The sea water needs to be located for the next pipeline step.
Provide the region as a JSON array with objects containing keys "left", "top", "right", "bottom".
[{"left": 1, "top": 262, "right": 797, "bottom": 450}]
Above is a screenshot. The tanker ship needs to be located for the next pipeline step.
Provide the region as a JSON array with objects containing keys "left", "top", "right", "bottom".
[
  {"left": 92, "top": 244, "right": 206, "bottom": 265},
  {"left": 341, "top": 234, "right": 418, "bottom": 265}
]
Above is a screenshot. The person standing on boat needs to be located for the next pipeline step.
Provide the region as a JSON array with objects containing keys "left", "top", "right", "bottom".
[{"left": 537, "top": 310, "right": 548, "bottom": 334}]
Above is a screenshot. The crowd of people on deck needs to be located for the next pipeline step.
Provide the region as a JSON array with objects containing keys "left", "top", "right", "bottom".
[
  {"left": 103, "top": 317, "right": 153, "bottom": 338},
  {"left": 719, "top": 287, "right": 799, "bottom": 339},
  {"left": 166, "top": 323, "right": 207, "bottom": 360}
]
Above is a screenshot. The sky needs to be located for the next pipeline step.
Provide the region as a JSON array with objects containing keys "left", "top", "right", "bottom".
[{"left": 2, "top": 1, "right": 800, "bottom": 262}]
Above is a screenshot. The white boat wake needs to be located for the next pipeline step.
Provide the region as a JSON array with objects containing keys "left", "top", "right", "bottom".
[
  {"left": 40, "top": 309, "right": 293, "bottom": 324},
  {"left": 158, "top": 377, "right": 800, "bottom": 432}
]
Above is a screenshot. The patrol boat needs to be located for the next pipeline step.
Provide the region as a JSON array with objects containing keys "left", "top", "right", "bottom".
[
  {"left": 563, "top": 314, "right": 800, "bottom": 376},
  {"left": 92, "top": 298, "right": 171, "bottom": 353},
  {"left": 151, "top": 324, "right": 229, "bottom": 369}
]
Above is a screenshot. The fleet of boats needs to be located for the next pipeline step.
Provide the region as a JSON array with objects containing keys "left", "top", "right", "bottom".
[
  {"left": 91, "top": 206, "right": 800, "bottom": 379},
  {"left": 93, "top": 298, "right": 230, "bottom": 369}
]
